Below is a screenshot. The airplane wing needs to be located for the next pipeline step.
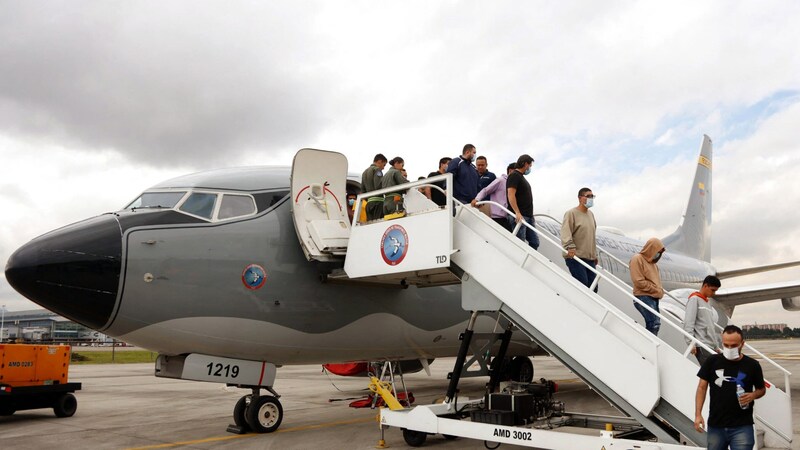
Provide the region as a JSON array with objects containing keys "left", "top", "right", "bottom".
[
  {"left": 716, "top": 260, "right": 800, "bottom": 279},
  {"left": 714, "top": 280, "right": 800, "bottom": 307}
]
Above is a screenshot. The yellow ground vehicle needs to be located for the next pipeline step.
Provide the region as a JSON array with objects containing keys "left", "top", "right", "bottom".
[{"left": 0, "top": 344, "right": 82, "bottom": 417}]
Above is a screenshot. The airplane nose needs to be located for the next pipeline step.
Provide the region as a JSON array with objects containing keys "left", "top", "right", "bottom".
[{"left": 4, "top": 214, "right": 122, "bottom": 330}]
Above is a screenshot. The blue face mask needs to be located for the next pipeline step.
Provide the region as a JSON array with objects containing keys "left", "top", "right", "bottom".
[
  {"left": 348, "top": 198, "right": 355, "bottom": 206},
  {"left": 585, "top": 198, "right": 594, "bottom": 208},
  {"left": 523, "top": 168, "right": 531, "bottom": 175}
]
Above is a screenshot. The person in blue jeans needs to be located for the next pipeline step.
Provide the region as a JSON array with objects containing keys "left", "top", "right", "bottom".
[
  {"left": 695, "top": 325, "right": 765, "bottom": 450},
  {"left": 506, "top": 154, "right": 539, "bottom": 250},
  {"left": 629, "top": 237, "right": 665, "bottom": 335},
  {"left": 561, "top": 187, "right": 598, "bottom": 291}
]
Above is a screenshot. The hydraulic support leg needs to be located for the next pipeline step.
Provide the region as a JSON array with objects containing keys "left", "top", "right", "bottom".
[
  {"left": 487, "top": 326, "right": 513, "bottom": 393},
  {"left": 445, "top": 311, "right": 480, "bottom": 405}
]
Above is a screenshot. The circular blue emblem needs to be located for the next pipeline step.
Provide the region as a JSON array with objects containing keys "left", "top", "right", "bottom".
[
  {"left": 381, "top": 225, "right": 408, "bottom": 266},
  {"left": 242, "top": 264, "right": 267, "bottom": 290}
]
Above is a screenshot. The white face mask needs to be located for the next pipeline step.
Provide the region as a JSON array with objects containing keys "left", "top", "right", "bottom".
[
  {"left": 585, "top": 198, "right": 594, "bottom": 208},
  {"left": 722, "top": 346, "right": 741, "bottom": 360},
  {"left": 652, "top": 251, "right": 663, "bottom": 263}
]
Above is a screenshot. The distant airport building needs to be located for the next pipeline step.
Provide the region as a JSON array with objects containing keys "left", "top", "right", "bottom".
[
  {"left": 0, "top": 309, "right": 112, "bottom": 343},
  {"left": 742, "top": 323, "right": 789, "bottom": 332}
]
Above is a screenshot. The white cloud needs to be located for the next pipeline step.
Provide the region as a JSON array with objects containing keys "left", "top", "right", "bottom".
[{"left": 655, "top": 129, "right": 676, "bottom": 147}]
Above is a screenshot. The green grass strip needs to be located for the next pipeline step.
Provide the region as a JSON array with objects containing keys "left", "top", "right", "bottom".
[{"left": 71, "top": 350, "right": 158, "bottom": 364}]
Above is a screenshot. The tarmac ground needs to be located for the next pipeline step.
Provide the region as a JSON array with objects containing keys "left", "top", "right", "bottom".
[{"left": 1, "top": 339, "right": 798, "bottom": 450}]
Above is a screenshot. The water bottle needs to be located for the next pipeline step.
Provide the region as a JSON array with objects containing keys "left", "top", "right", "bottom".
[{"left": 736, "top": 384, "right": 748, "bottom": 409}]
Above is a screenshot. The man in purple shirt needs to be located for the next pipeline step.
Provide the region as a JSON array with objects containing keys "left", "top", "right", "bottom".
[{"left": 471, "top": 163, "right": 515, "bottom": 231}]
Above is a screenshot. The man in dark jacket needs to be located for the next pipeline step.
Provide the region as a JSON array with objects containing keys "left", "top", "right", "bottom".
[
  {"left": 476, "top": 155, "right": 496, "bottom": 191},
  {"left": 446, "top": 144, "right": 479, "bottom": 204}
]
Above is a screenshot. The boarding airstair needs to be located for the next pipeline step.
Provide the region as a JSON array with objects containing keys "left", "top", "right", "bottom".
[
  {"left": 448, "top": 205, "right": 700, "bottom": 444},
  {"left": 289, "top": 149, "right": 793, "bottom": 448}
]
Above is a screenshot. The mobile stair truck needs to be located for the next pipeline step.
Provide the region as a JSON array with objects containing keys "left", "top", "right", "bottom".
[
  {"left": 290, "top": 148, "right": 793, "bottom": 449},
  {"left": 0, "top": 344, "right": 81, "bottom": 417}
]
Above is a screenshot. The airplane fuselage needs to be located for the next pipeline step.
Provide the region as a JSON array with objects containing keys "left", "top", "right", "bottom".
[{"left": 5, "top": 166, "right": 722, "bottom": 366}]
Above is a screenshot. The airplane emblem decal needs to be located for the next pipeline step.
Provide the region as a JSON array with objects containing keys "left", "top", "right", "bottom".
[
  {"left": 242, "top": 264, "right": 267, "bottom": 290},
  {"left": 381, "top": 225, "right": 408, "bottom": 266}
]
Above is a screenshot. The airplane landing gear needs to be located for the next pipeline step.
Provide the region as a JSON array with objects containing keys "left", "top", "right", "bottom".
[
  {"left": 153, "top": 354, "right": 282, "bottom": 434},
  {"left": 232, "top": 394, "right": 252, "bottom": 432},
  {"left": 227, "top": 386, "right": 283, "bottom": 434},
  {"left": 246, "top": 395, "right": 283, "bottom": 433}
]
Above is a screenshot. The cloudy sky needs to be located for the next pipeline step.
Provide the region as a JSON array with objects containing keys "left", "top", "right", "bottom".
[{"left": 1, "top": 1, "right": 799, "bottom": 327}]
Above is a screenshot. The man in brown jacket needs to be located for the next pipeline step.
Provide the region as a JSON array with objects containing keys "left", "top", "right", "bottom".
[{"left": 630, "top": 237, "right": 665, "bottom": 335}]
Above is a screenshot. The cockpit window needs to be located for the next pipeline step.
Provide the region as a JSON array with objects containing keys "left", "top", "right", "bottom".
[
  {"left": 218, "top": 194, "right": 256, "bottom": 220},
  {"left": 179, "top": 192, "right": 217, "bottom": 219},
  {"left": 126, "top": 191, "right": 186, "bottom": 210},
  {"left": 122, "top": 188, "right": 285, "bottom": 223}
]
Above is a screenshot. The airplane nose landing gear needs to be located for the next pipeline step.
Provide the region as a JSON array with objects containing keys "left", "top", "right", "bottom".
[
  {"left": 231, "top": 394, "right": 252, "bottom": 433},
  {"left": 228, "top": 386, "right": 283, "bottom": 434},
  {"left": 152, "top": 354, "right": 282, "bottom": 435},
  {"left": 246, "top": 394, "right": 283, "bottom": 433}
]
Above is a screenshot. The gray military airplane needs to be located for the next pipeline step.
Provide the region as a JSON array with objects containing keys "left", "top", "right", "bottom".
[{"left": 5, "top": 135, "right": 800, "bottom": 433}]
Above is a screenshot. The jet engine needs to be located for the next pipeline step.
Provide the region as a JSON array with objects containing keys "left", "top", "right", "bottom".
[{"left": 781, "top": 297, "right": 800, "bottom": 311}]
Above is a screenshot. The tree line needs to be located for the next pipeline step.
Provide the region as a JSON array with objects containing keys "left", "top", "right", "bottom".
[{"left": 742, "top": 326, "right": 800, "bottom": 339}]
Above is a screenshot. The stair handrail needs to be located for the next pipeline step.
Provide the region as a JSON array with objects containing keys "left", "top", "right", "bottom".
[
  {"left": 353, "top": 183, "right": 793, "bottom": 388},
  {"left": 534, "top": 213, "right": 632, "bottom": 269},
  {"left": 352, "top": 173, "right": 452, "bottom": 226},
  {"left": 466, "top": 200, "right": 715, "bottom": 359},
  {"left": 711, "top": 321, "right": 792, "bottom": 397},
  {"left": 531, "top": 211, "right": 793, "bottom": 390}
]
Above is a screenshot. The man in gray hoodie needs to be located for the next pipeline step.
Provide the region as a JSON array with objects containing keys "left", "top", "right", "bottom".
[{"left": 684, "top": 275, "right": 723, "bottom": 365}]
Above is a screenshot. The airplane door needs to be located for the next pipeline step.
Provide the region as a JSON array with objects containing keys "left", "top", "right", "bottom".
[{"left": 290, "top": 148, "right": 350, "bottom": 262}]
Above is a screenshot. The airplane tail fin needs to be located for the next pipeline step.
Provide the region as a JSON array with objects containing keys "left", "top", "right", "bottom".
[{"left": 661, "top": 135, "right": 713, "bottom": 262}]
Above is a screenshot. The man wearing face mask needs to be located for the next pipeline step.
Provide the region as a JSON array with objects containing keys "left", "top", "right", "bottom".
[
  {"left": 561, "top": 187, "right": 598, "bottom": 290},
  {"left": 426, "top": 157, "right": 452, "bottom": 207},
  {"left": 446, "top": 144, "right": 479, "bottom": 204},
  {"left": 629, "top": 237, "right": 665, "bottom": 335},
  {"left": 346, "top": 193, "right": 357, "bottom": 223},
  {"left": 694, "top": 325, "right": 765, "bottom": 450},
  {"left": 507, "top": 154, "right": 539, "bottom": 250}
]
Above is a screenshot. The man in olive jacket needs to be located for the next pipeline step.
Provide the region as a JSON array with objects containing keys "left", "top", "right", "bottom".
[
  {"left": 629, "top": 237, "right": 665, "bottom": 335},
  {"left": 361, "top": 154, "right": 387, "bottom": 221}
]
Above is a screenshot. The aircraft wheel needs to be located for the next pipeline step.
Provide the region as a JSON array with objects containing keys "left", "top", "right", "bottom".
[
  {"left": 402, "top": 428, "right": 427, "bottom": 447},
  {"left": 245, "top": 395, "right": 283, "bottom": 433},
  {"left": 233, "top": 395, "right": 252, "bottom": 432},
  {"left": 508, "top": 356, "right": 534, "bottom": 383},
  {"left": 53, "top": 393, "right": 78, "bottom": 418}
]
